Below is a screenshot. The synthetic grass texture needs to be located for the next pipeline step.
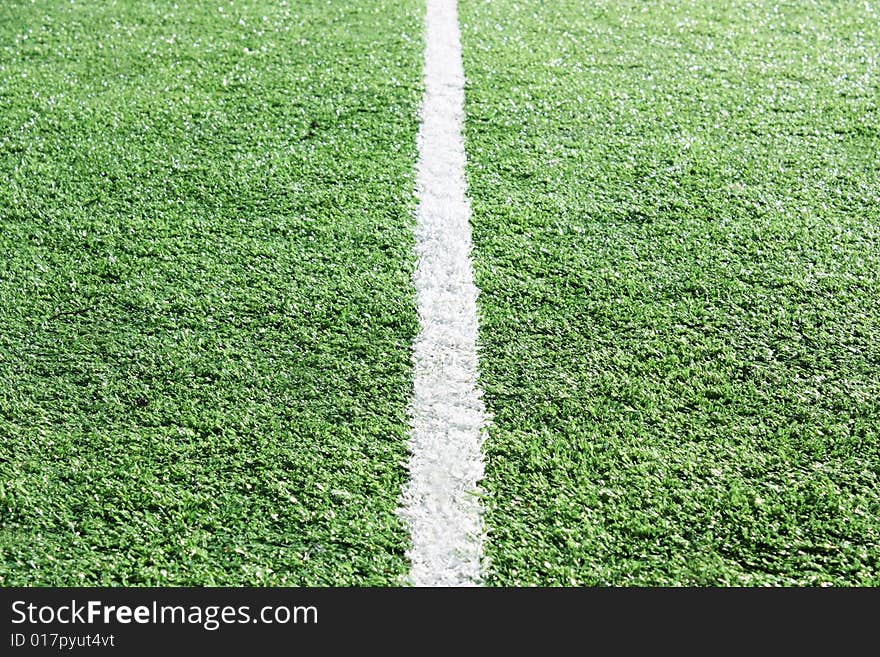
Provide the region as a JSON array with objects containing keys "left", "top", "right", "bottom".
[
  {"left": 0, "top": 0, "right": 422, "bottom": 585},
  {"left": 460, "top": 0, "right": 880, "bottom": 585}
]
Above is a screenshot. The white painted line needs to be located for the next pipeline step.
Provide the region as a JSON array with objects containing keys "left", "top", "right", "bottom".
[{"left": 397, "top": 0, "right": 489, "bottom": 587}]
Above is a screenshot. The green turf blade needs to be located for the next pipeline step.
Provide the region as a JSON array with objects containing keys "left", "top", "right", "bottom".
[
  {"left": 0, "top": 0, "right": 422, "bottom": 585},
  {"left": 460, "top": 0, "right": 880, "bottom": 585}
]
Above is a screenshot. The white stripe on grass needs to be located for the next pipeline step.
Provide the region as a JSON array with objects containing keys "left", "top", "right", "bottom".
[{"left": 398, "top": 0, "right": 488, "bottom": 586}]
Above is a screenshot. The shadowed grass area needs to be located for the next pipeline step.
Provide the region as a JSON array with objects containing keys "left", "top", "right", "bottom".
[
  {"left": 461, "top": 0, "right": 880, "bottom": 585},
  {"left": 0, "top": 0, "right": 422, "bottom": 585}
]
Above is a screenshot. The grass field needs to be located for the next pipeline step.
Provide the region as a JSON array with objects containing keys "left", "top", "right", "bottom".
[
  {"left": 0, "top": 0, "right": 423, "bottom": 585},
  {"left": 1, "top": 0, "right": 878, "bottom": 587},
  {"left": 460, "top": 0, "right": 880, "bottom": 585}
]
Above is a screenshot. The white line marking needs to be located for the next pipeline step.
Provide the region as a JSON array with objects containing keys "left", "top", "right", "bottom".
[{"left": 398, "top": 0, "right": 488, "bottom": 586}]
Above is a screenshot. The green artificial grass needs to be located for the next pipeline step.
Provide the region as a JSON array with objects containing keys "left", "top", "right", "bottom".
[
  {"left": 460, "top": 0, "right": 880, "bottom": 585},
  {"left": 0, "top": 0, "right": 422, "bottom": 585}
]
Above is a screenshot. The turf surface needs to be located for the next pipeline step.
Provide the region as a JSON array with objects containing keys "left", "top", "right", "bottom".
[
  {"left": 0, "top": 0, "right": 422, "bottom": 585},
  {"left": 460, "top": 0, "right": 880, "bottom": 585}
]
